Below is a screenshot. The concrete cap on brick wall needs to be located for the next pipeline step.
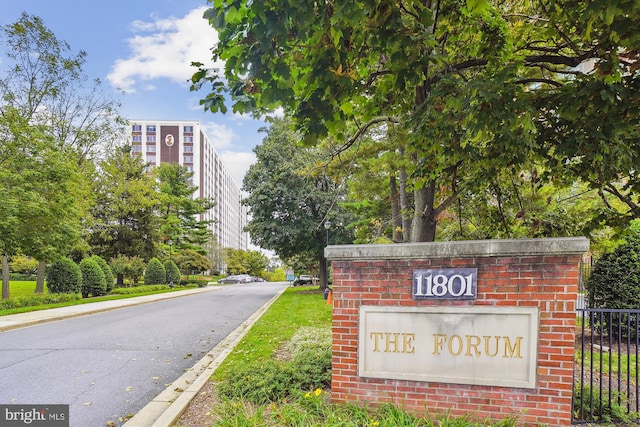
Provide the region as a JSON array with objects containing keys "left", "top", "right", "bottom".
[{"left": 325, "top": 237, "right": 590, "bottom": 261}]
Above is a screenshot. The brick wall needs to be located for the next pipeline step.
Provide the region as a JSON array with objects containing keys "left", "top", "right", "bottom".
[{"left": 326, "top": 238, "right": 589, "bottom": 427}]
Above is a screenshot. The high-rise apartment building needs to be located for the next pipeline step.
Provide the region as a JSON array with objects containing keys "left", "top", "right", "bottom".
[{"left": 129, "top": 120, "right": 249, "bottom": 257}]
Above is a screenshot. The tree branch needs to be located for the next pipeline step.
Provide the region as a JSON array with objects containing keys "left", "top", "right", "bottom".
[
  {"left": 512, "top": 78, "right": 563, "bottom": 87},
  {"left": 330, "top": 116, "right": 401, "bottom": 158}
]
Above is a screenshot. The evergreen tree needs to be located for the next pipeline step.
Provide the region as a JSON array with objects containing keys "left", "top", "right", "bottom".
[{"left": 89, "top": 145, "right": 160, "bottom": 262}]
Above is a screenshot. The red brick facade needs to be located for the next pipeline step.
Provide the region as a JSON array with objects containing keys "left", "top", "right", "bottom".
[{"left": 326, "top": 238, "right": 589, "bottom": 426}]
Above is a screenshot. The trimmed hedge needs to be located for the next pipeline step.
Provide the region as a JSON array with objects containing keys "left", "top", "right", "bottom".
[
  {"left": 586, "top": 222, "right": 640, "bottom": 338},
  {"left": 79, "top": 258, "right": 107, "bottom": 298},
  {"left": 0, "top": 293, "right": 81, "bottom": 310},
  {"left": 110, "top": 284, "right": 170, "bottom": 294},
  {"left": 46, "top": 258, "right": 82, "bottom": 294},
  {"left": 586, "top": 224, "right": 640, "bottom": 310},
  {"left": 91, "top": 255, "right": 114, "bottom": 293},
  {"left": 144, "top": 258, "right": 166, "bottom": 285}
]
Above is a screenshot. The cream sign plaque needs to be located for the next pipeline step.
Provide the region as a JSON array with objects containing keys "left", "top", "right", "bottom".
[{"left": 358, "top": 306, "right": 539, "bottom": 388}]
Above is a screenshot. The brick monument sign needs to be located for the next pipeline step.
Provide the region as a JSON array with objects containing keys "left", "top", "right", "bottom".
[{"left": 325, "top": 237, "right": 589, "bottom": 426}]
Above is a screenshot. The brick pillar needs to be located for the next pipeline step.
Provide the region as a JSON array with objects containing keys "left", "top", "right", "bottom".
[{"left": 325, "top": 237, "right": 588, "bottom": 427}]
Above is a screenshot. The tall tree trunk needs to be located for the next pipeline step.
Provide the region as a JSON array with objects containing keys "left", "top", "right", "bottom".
[
  {"left": 35, "top": 260, "right": 46, "bottom": 293},
  {"left": 411, "top": 181, "right": 438, "bottom": 242},
  {"left": 389, "top": 174, "right": 403, "bottom": 242},
  {"left": 2, "top": 255, "right": 10, "bottom": 299},
  {"left": 399, "top": 167, "right": 412, "bottom": 242},
  {"left": 318, "top": 254, "right": 328, "bottom": 292}
]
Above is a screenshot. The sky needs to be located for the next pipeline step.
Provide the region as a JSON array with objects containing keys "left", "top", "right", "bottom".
[{"left": 0, "top": 0, "right": 266, "bottom": 187}]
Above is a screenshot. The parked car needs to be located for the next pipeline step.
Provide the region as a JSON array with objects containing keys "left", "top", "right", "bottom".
[
  {"left": 218, "top": 274, "right": 253, "bottom": 284},
  {"left": 293, "top": 274, "right": 313, "bottom": 286}
]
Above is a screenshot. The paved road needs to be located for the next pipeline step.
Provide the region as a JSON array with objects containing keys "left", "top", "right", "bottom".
[{"left": 0, "top": 282, "right": 287, "bottom": 427}]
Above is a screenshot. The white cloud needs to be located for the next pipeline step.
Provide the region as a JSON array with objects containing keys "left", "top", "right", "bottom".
[
  {"left": 202, "top": 121, "right": 235, "bottom": 150},
  {"left": 200, "top": 121, "right": 256, "bottom": 187},
  {"left": 218, "top": 151, "right": 257, "bottom": 189},
  {"left": 107, "top": 7, "right": 220, "bottom": 93}
]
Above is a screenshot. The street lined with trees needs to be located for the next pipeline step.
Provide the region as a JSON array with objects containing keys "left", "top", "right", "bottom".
[{"left": 4, "top": 1, "right": 640, "bottom": 298}]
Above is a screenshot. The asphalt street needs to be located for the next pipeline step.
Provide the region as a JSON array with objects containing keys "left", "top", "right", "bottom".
[{"left": 0, "top": 282, "right": 288, "bottom": 427}]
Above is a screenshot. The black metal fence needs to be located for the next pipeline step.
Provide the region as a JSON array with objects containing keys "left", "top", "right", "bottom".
[{"left": 573, "top": 308, "right": 640, "bottom": 424}]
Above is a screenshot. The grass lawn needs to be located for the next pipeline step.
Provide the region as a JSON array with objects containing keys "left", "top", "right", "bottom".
[
  {"left": 191, "top": 286, "right": 519, "bottom": 427},
  {"left": 7, "top": 281, "right": 40, "bottom": 298},
  {"left": 214, "top": 285, "right": 332, "bottom": 379}
]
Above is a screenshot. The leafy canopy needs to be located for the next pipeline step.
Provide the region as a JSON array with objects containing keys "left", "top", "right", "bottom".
[{"left": 193, "top": 0, "right": 640, "bottom": 239}]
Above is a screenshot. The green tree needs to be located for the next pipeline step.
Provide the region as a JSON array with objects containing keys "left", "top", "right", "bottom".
[
  {"left": 437, "top": 168, "right": 618, "bottom": 247},
  {"left": 223, "top": 249, "right": 269, "bottom": 277},
  {"left": 89, "top": 145, "right": 160, "bottom": 262},
  {"left": 193, "top": 0, "right": 640, "bottom": 241},
  {"left": 0, "top": 13, "right": 124, "bottom": 163},
  {"left": 0, "top": 109, "right": 90, "bottom": 298},
  {"left": 9, "top": 255, "right": 39, "bottom": 276},
  {"left": 173, "top": 249, "right": 211, "bottom": 278},
  {"left": 241, "top": 119, "right": 354, "bottom": 289},
  {"left": 110, "top": 254, "right": 146, "bottom": 287},
  {"left": 0, "top": 13, "right": 123, "bottom": 296},
  {"left": 154, "top": 163, "right": 215, "bottom": 254},
  {"left": 223, "top": 248, "right": 248, "bottom": 275}
]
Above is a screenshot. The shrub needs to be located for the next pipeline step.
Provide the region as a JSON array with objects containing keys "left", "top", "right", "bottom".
[
  {"left": 0, "top": 293, "right": 81, "bottom": 311},
  {"left": 9, "top": 273, "right": 36, "bottom": 281},
  {"left": 217, "top": 326, "right": 332, "bottom": 404},
  {"left": 91, "top": 255, "right": 114, "bottom": 293},
  {"left": 586, "top": 222, "right": 640, "bottom": 337},
  {"left": 183, "top": 278, "right": 210, "bottom": 287},
  {"left": 144, "top": 258, "right": 166, "bottom": 285},
  {"left": 79, "top": 258, "right": 107, "bottom": 298},
  {"left": 46, "top": 258, "right": 82, "bottom": 294},
  {"left": 163, "top": 260, "right": 181, "bottom": 286},
  {"left": 573, "top": 382, "right": 639, "bottom": 423},
  {"left": 9, "top": 255, "right": 39, "bottom": 275},
  {"left": 110, "top": 284, "right": 169, "bottom": 294}
]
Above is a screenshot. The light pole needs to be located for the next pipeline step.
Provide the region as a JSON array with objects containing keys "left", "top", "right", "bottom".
[
  {"left": 168, "top": 239, "right": 174, "bottom": 288},
  {"left": 324, "top": 220, "right": 331, "bottom": 288}
]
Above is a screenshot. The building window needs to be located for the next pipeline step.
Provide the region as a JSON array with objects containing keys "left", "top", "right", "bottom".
[
  {"left": 184, "top": 125, "right": 193, "bottom": 133},
  {"left": 146, "top": 145, "right": 156, "bottom": 153},
  {"left": 132, "top": 124, "right": 142, "bottom": 132},
  {"left": 132, "top": 135, "right": 142, "bottom": 142},
  {"left": 183, "top": 155, "right": 193, "bottom": 163},
  {"left": 184, "top": 136, "right": 193, "bottom": 143},
  {"left": 187, "top": 166, "right": 193, "bottom": 172},
  {"left": 147, "top": 154, "right": 156, "bottom": 163},
  {"left": 147, "top": 135, "right": 156, "bottom": 143},
  {"left": 184, "top": 145, "right": 193, "bottom": 153},
  {"left": 131, "top": 145, "right": 142, "bottom": 153},
  {"left": 146, "top": 125, "right": 156, "bottom": 132}
]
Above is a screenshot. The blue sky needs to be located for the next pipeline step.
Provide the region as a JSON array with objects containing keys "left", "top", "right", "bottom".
[{"left": 0, "top": 0, "right": 267, "bottom": 186}]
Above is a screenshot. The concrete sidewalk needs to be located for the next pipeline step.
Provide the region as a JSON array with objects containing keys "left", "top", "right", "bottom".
[
  {"left": 0, "top": 285, "right": 286, "bottom": 427},
  {"left": 0, "top": 286, "right": 218, "bottom": 332}
]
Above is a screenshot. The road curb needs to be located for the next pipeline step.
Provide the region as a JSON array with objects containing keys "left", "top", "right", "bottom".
[{"left": 122, "top": 286, "right": 288, "bottom": 427}]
